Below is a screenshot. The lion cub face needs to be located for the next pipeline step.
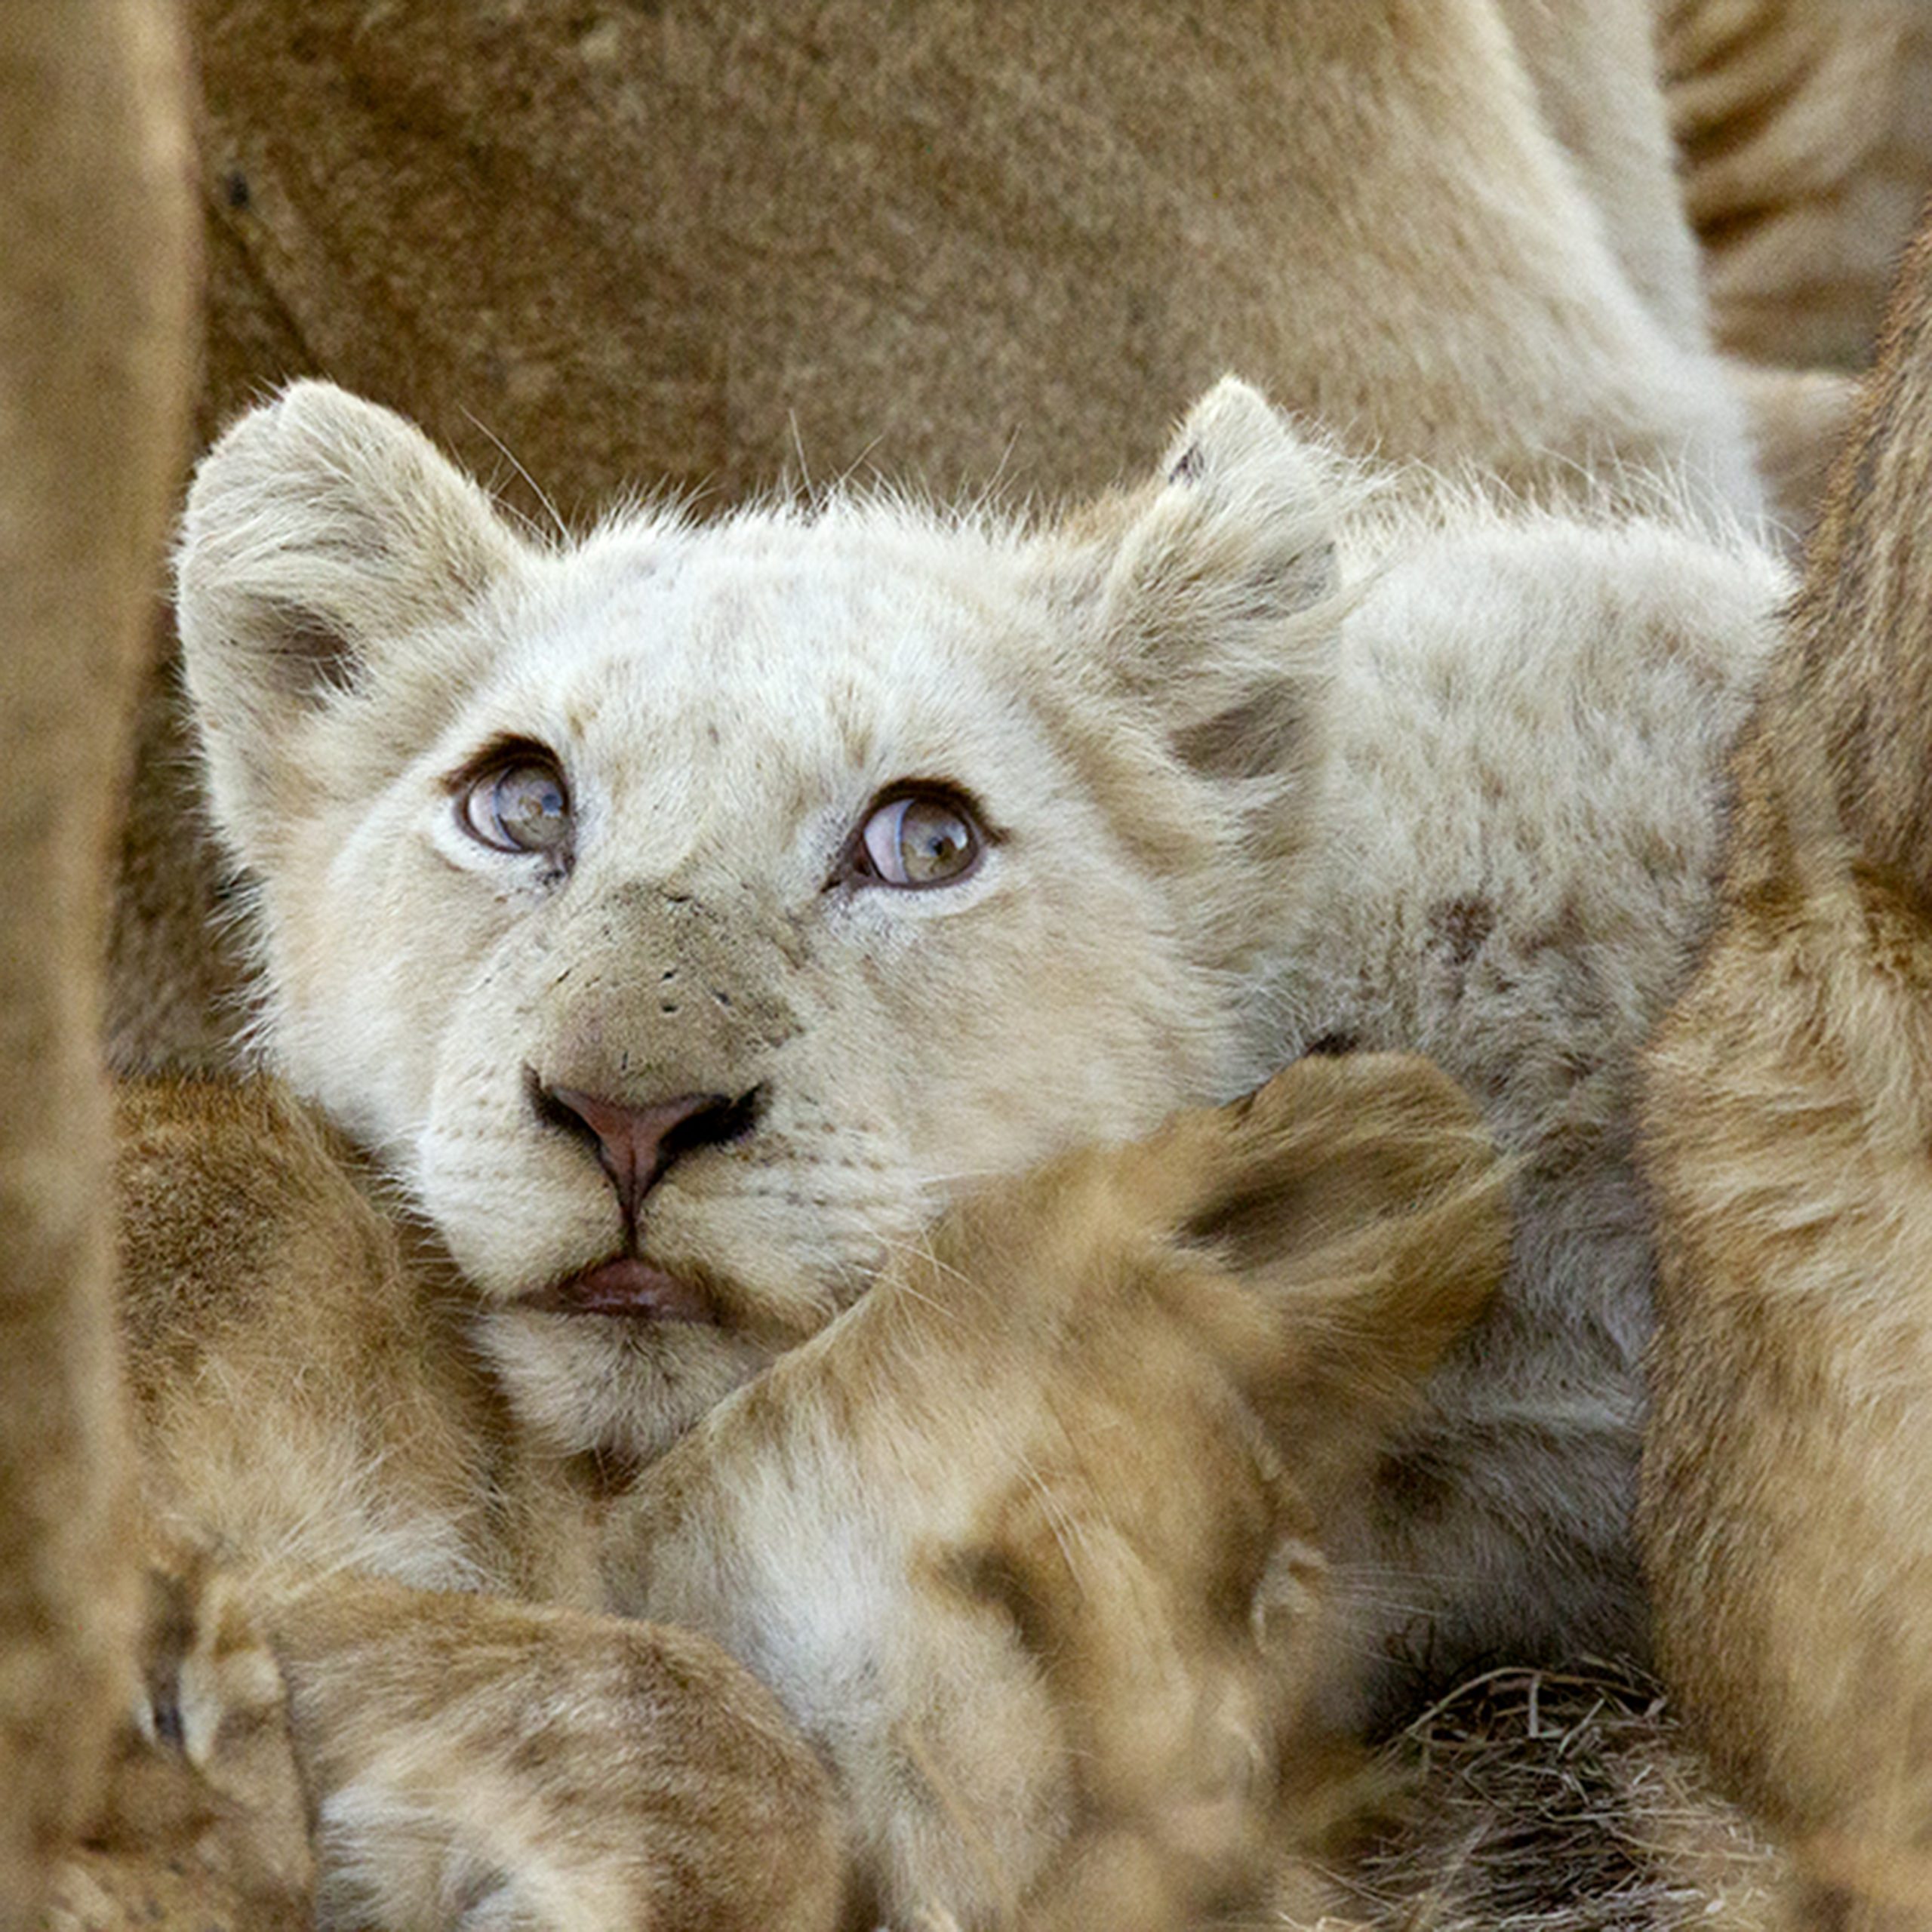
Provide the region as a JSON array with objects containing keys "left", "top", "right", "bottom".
[{"left": 176, "top": 379, "right": 1341, "bottom": 1463}]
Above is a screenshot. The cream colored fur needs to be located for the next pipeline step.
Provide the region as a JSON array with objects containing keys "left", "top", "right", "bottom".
[
  {"left": 1260, "top": 478, "right": 1788, "bottom": 1723},
  {"left": 175, "top": 374, "right": 1789, "bottom": 1752}
]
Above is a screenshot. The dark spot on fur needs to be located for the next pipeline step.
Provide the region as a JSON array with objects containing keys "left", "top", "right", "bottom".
[
  {"left": 564, "top": 1441, "right": 644, "bottom": 1500},
  {"left": 448, "top": 1865, "right": 518, "bottom": 1922},
  {"left": 1301, "top": 1030, "right": 1359, "bottom": 1058},
  {"left": 943, "top": 1545, "right": 1051, "bottom": 1655},
  {"left": 1429, "top": 895, "right": 1497, "bottom": 969},
  {"left": 257, "top": 598, "right": 359, "bottom": 697},
  {"left": 151, "top": 1697, "right": 186, "bottom": 1752},
  {"left": 223, "top": 168, "right": 251, "bottom": 211},
  {"left": 1168, "top": 442, "right": 1204, "bottom": 484},
  {"left": 1540, "top": 891, "right": 1591, "bottom": 954},
  {"left": 139, "top": 1565, "right": 201, "bottom": 1755}
]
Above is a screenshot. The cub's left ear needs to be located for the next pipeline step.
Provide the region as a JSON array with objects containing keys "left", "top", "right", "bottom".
[{"left": 1088, "top": 377, "right": 1346, "bottom": 780}]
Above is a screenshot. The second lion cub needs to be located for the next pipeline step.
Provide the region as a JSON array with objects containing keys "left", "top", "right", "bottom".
[{"left": 109, "top": 1054, "right": 1505, "bottom": 1928}]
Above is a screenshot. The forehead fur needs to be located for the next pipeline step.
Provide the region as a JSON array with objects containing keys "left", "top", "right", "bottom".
[
  {"left": 429, "top": 504, "right": 1151, "bottom": 900},
  {"left": 500, "top": 501, "right": 1056, "bottom": 745}
]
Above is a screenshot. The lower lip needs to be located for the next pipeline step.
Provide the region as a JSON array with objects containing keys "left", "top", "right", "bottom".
[{"left": 520, "top": 1258, "right": 718, "bottom": 1323}]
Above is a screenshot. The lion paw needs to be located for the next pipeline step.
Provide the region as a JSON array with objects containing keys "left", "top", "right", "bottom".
[{"left": 43, "top": 1552, "right": 315, "bottom": 1931}]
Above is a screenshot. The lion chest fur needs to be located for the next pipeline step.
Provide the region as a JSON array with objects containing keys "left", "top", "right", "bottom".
[{"left": 176, "top": 376, "right": 1788, "bottom": 1725}]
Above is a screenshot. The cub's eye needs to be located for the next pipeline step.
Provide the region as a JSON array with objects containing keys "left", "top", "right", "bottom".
[
  {"left": 458, "top": 756, "right": 573, "bottom": 856},
  {"left": 851, "top": 788, "right": 983, "bottom": 889}
]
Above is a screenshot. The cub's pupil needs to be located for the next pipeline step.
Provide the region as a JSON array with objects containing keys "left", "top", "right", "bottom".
[{"left": 899, "top": 798, "right": 970, "bottom": 881}]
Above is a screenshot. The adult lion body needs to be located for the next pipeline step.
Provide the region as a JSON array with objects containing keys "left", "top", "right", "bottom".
[{"left": 1642, "top": 218, "right": 1932, "bottom": 1926}]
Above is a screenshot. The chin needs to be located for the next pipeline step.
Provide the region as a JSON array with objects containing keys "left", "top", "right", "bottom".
[{"left": 475, "top": 1304, "right": 779, "bottom": 1468}]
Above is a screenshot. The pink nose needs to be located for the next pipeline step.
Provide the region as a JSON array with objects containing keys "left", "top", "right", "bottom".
[{"left": 543, "top": 1087, "right": 745, "bottom": 1220}]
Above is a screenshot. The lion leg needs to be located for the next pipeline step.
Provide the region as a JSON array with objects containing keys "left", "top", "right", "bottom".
[
  {"left": 1494, "top": 0, "right": 1862, "bottom": 534},
  {"left": 1495, "top": 0, "right": 1711, "bottom": 353},
  {"left": 1660, "top": 0, "right": 1932, "bottom": 374},
  {"left": 0, "top": 2, "right": 197, "bottom": 1921},
  {"left": 1641, "top": 216, "right": 1932, "bottom": 1922},
  {"left": 1235, "top": 0, "right": 1761, "bottom": 518}
]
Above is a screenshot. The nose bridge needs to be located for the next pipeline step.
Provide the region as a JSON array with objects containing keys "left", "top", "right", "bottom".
[{"left": 537, "top": 876, "right": 801, "bottom": 1100}]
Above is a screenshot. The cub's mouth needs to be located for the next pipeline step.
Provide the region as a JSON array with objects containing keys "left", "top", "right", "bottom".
[{"left": 516, "top": 1255, "right": 720, "bottom": 1323}]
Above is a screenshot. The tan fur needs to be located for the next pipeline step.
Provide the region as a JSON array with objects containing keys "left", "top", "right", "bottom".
[
  {"left": 1724, "top": 360, "right": 1862, "bottom": 544},
  {"left": 1661, "top": 0, "right": 1932, "bottom": 374},
  {"left": 0, "top": 4, "right": 197, "bottom": 1924},
  {"left": 101, "top": 1056, "right": 1504, "bottom": 1928},
  {"left": 612, "top": 1051, "right": 1508, "bottom": 1927},
  {"left": 1641, "top": 214, "right": 1932, "bottom": 1925},
  {"left": 115, "top": 0, "right": 1781, "bottom": 1072},
  {"left": 44, "top": 1555, "right": 315, "bottom": 1932}
]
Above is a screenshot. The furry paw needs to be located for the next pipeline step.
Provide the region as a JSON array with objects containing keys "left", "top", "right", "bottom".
[{"left": 43, "top": 1550, "right": 314, "bottom": 1931}]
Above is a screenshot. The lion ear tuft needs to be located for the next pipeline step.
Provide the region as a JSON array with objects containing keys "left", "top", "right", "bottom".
[
  {"left": 1155, "top": 377, "right": 1334, "bottom": 546},
  {"left": 1096, "top": 377, "right": 1347, "bottom": 783},
  {"left": 174, "top": 380, "right": 525, "bottom": 868}
]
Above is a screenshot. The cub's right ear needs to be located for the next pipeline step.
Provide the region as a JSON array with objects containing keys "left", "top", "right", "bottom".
[{"left": 174, "top": 381, "right": 524, "bottom": 869}]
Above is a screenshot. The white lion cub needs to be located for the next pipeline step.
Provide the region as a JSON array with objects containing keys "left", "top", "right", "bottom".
[{"left": 175, "top": 374, "right": 1786, "bottom": 1742}]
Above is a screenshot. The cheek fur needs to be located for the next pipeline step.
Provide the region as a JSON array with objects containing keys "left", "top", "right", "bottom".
[
  {"left": 864, "top": 863, "right": 1232, "bottom": 1175},
  {"left": 274, "top": 825, "right": 538, "bottom": 1163}
]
